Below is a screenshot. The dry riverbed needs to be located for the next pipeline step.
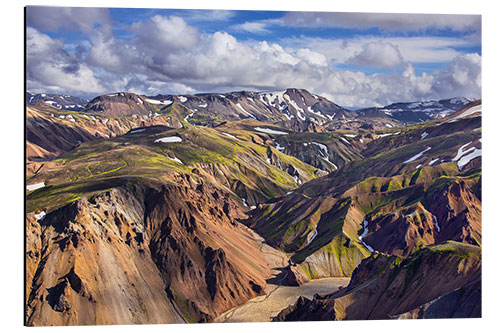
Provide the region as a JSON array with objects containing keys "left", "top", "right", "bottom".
[{"left": 215, "top": 229, "right": 350, "bottom": 323}]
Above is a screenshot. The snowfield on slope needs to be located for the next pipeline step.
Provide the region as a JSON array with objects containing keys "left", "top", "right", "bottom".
[
  {"left": 166, "top": 156, "right": 183, "bottom": 164},
  {"left": 34, "top": 211, "right": 46, "bottom": 221},
  {"left": 27, "top": 182, "right": 45, "bottom": 191},
  {"left": 428, "top": 158, "right": 440, "bottom": 166},
  {"left": 130, "top": 128, "right": 146, "bottom": 134},
  {"left": 254, "top": 127, "right": 288, "bottom": 135},
  {"left": 447, "top": 104, "right": 481, "bottom": 122},
  {"left": 451, "top": 141, "right": 482, "bottom": 170},
  {"left": 222, "top": 132, "right": 237, "bottom": 139},
  {"left": 154, "top": 136, "right": 182, "bottom": 143},
  {"left": 403, "top": 146, "right": 432, "bottom": 164},
  {"left": 145, "top": 98, "right": 172, "bottom": 105},
  {"left": 308, "top": 226, "right": 318, "bottom": 245}
]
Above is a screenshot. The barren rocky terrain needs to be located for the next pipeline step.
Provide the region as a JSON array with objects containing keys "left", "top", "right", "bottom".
[{"left": 26, "top": 90, "right": 482, "bottom": 325}]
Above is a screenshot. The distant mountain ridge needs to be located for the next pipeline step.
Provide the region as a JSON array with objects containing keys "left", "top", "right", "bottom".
[
  {"left": 26, "top": 92, "right": 90, "bottom": 111},
  {"left": 27, "top": 89, "right": 475, "bottom": 128},
  {"left": 355, "top": 97, "right": 476, "bottom": 124},
  {"left": 82, "top": 88, "right": 352, "bottom": 132}
]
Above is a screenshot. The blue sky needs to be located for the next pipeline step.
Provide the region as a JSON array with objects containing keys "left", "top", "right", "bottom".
[{"left": 26, "top": 6, "right": 481, "bottom": 107}]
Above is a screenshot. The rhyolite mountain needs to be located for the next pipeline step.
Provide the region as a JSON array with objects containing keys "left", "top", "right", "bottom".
[
  {"left": 26, "top": 88, "right": 473, "bottom": 167},
  {"left": 26, "top": 87, "right": 481, "bottom": 325},
  {"left": 83, "top": 89, "right": 353, "bottom": 132},
  {"left": 246, "top": 101, "right": 481, "bottom": 284},
  {"left": 26, "top": 121, "right": 325, "bottom": 325}
]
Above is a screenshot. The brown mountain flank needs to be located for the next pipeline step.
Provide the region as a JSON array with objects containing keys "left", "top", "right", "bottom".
[
  {"left": 26, "top": 176, "right": 271, "bottom": 325},
  {"left": 274, "top": 242, "right": 481, "bottom": 321}
]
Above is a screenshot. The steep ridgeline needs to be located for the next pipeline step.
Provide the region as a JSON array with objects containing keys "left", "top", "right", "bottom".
[
  {"left": 83, "top": 89, "right": 351, "bottom": 131},
  {"left": 245, "top": 101, "right": 481, "bottom": 284},
  {"left": 26, "top": 177, "right": 271, "bottom": 325},
  {"left": 273, "top": 242, "right": 481, "bottom": 321},
  {"left": 26, "top": 89, "right": 476, "bottom": 166},
  {"left": 26, "top": 88, "right": 347, "bottom": 166}
]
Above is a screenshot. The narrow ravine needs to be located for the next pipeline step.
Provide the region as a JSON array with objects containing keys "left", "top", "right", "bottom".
[
  {"left": 214, "top": 229, "right": 350, "bottom": 323},
  {"left": 359, "top": 219, "right": 374, "bottom": 252}
]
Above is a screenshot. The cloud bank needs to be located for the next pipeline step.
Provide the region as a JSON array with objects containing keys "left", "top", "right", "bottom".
[{"left": 26, "top": 8, "right": 481, "bottom": 107}]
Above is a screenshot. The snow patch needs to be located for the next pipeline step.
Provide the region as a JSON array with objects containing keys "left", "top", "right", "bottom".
[
  {"left": 307, "top": 106, "right": 327, "bottom": 119},
  {"left": 236, "top": 103, "right": 256, "bottom": 119},
  {"left": 130, "top": 128, "right": 146, "bottom": 134},
  {"left": 167, "top": 156, "right": 183, "bottom": 164},
  {"left": 34, "top": 211, "right": 46, "bottom": 221},
  {"left": 311, "top": 142, "right": 329, "bottom": 158},
  {"left": 432, "top": 215, "right": 441, "bottom": 232},
  {"left": 27, "top": 182, "right": 45, "bottom": 191},
  {"left": 454, "top": 147, "right": 481, "bottom": 170},
  {"left": 254, "top": 127, "right": 288, "bottom": 135},
  {"left": 222, "top": 132, "right": 237, "bottom": 139},
  {"left": 308, "top": 226, "right": 318, "bottom": 245},
  {"left": 154, "top": 136, "right": 182, "bottom": 143},
  {"left": 359, "top": 219, "right": 374, "bottom": 252},
  {"left": 198, "top": 103, "right": 207, "bottom": 108},
  {"left": 145, "top": 98, "right": 172, "bottom": 105},
  {"left": 403, "top": 146, "right": 432, "bottom": 164},
  {"left": 451, "top": 141, "right": 482, "bottom": 169},
  {"left": 179, "top": 96, "right": 187, "bottom": 103},
  {"left": 420, "top": 132, "right": 429, "bottom": 140},
  {"left": 344, "top": 134, "right": 356, "bottom": 138},
  {"left": 428, "top": 158, "right": 440, "bottom": 166},
  {"left": 276, "top": 142, "right": 285, "bottom": 151}
]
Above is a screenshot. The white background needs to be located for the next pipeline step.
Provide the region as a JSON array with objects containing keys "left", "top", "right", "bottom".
[{"left": 1, "top": 0, "right": 497, "bottom": 332}]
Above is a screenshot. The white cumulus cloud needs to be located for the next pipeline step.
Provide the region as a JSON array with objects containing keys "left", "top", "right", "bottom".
[{"left": 347, "top": 41, "right": 405, "bottom": 68}]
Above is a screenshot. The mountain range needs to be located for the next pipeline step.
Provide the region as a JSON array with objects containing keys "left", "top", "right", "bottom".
[{"left": 25, "top": 88, "right": 482, "bottom": 325}]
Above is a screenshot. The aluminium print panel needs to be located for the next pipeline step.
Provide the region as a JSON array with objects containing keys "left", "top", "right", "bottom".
[{"left": 25, "top": 5, "right": 481, "bottom": 326}]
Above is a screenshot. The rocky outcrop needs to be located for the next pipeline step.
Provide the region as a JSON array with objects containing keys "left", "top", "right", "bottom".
[
  {"left": 26, "top": 105, "right": 177, "bottom": 162},
  {"left": 395, "top": 280, "right": 481, "bottom": 319},
  {"left": 26, "top": 177, "right": 270, "bottom": 326},
  {"left": 274, "top": 241, "right": 481, "bottom": 321}
]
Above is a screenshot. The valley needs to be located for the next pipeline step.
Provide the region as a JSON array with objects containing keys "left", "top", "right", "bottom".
[{"left": 25, "top": 88, "right": 482, "bottom": 325}]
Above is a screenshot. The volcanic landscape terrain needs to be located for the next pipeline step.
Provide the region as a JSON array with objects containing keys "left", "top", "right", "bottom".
[{"left": 26, "top": 89, "right": 481, "bottom": 325}]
